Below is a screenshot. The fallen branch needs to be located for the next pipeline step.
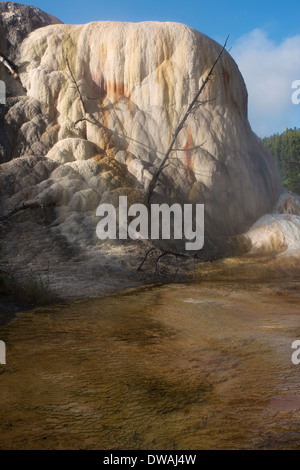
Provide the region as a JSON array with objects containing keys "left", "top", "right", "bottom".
[
  {"left": 137, "top": 247, "right": 157, "bottom": 271},
  {"left": 138, "top": 246, "right": 201, "bottom": 276},
  {"left": 137, "top": 244, "right": 217, "bottom": 276},
  {"left": 0, "top": 201, "right": 54, "bottom": 222}
]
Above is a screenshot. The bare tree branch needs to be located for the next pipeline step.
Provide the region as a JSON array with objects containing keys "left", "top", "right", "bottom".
[
  {"left": 137, "top": 247, "right": 157, "bottom": 271},
  {"left": 0, "top": 201, "right": 54, "bottom": 222},
  {"left": 192, "top": 92, "right": 223, "bottom": 110},
  {"left": 74, "top": 117, "right": 96, "bottom": 128},
  {"left": 171, "top": 141, "right": 207, "bottom": 152},
  {"left": 65, "top": 54, "right": 86, "bottom": 116},
  {"left": 65, "top": 53, "right": 101, "bottom": 132},
  {"left": 138, "top": 246, "right": 194, "bottom": 275},
  {"left": 146, "top": 36, "right": 229, "bottom": 204}
]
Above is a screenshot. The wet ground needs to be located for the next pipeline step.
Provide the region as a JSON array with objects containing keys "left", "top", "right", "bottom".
[{"left": 0, "top": 279, "right": 300, "bottom": 449}]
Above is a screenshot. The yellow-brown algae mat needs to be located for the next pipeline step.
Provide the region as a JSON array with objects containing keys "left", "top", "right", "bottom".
[{"left": 0, "top": 278, "right": 300, "bottom": 450}]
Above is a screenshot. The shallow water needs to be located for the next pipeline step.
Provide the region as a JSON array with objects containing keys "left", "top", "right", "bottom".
[{"left": 0, "top": 280, "right": 300, "bottom": 449}]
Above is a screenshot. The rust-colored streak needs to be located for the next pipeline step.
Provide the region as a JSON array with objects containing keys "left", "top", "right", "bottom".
[
  {"left": 100, "top": 78, "right": 107, "bottom": 100},
  {"left": 222, "top": 66, "right": 243, "bottom": 115},
  {"left": 93, "top": 153, "right": 105, "bottom": 163},
  {"left": 97, "top": 106, "right": 115, "bottom": 150},
  {"left": 91, "top": 73, "right": 107, "bottom": 101},
  {"left": 106, "top": 80, "right": 126, "bottom": 100}
]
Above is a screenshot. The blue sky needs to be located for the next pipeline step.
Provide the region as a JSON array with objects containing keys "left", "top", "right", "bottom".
[
  {"left": 17, "top": 0, "right": 300, "bottom": 43},
  {"left": 12, "top": 0, "right": 300, "bottom": 136}
]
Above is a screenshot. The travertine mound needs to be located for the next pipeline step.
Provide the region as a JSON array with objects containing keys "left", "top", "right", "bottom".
[
  {"left": 245, "top": 193, "right": 300, "bottom": 256},
  {"left": 0, "top": 5, "right": 285, "bottom": 270}
]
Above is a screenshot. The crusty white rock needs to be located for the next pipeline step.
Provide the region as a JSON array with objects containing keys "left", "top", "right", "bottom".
[{"left": 11, "top": 20, "right": 281, "bottom": 237}]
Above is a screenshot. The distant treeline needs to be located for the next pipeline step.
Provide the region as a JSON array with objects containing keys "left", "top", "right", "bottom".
[{"left": 262, "top": 128, "right": 300, "bottom": 194}]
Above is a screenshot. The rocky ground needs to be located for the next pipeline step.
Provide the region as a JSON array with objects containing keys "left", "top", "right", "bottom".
[{"left": 0, "top": 213, "right": 197, "bottom": 322}]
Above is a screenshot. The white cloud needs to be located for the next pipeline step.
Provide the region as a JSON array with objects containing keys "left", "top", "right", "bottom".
[{"left": 231, "top": 29, "right": 300, "bottom": 137}]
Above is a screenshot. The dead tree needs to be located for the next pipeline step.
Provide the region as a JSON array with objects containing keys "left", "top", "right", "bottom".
[
  {"left": 147, "top": 36, "right": 229, "bottom": 205},
  {"left": 139, "top": 37, "right": 230, "bottom": 272},
  {"left": 65, "top": 54, "right": 86, "bottom": 116},
  {"left": 65, "top": 53, "right": 97, "bottom": 129}
]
